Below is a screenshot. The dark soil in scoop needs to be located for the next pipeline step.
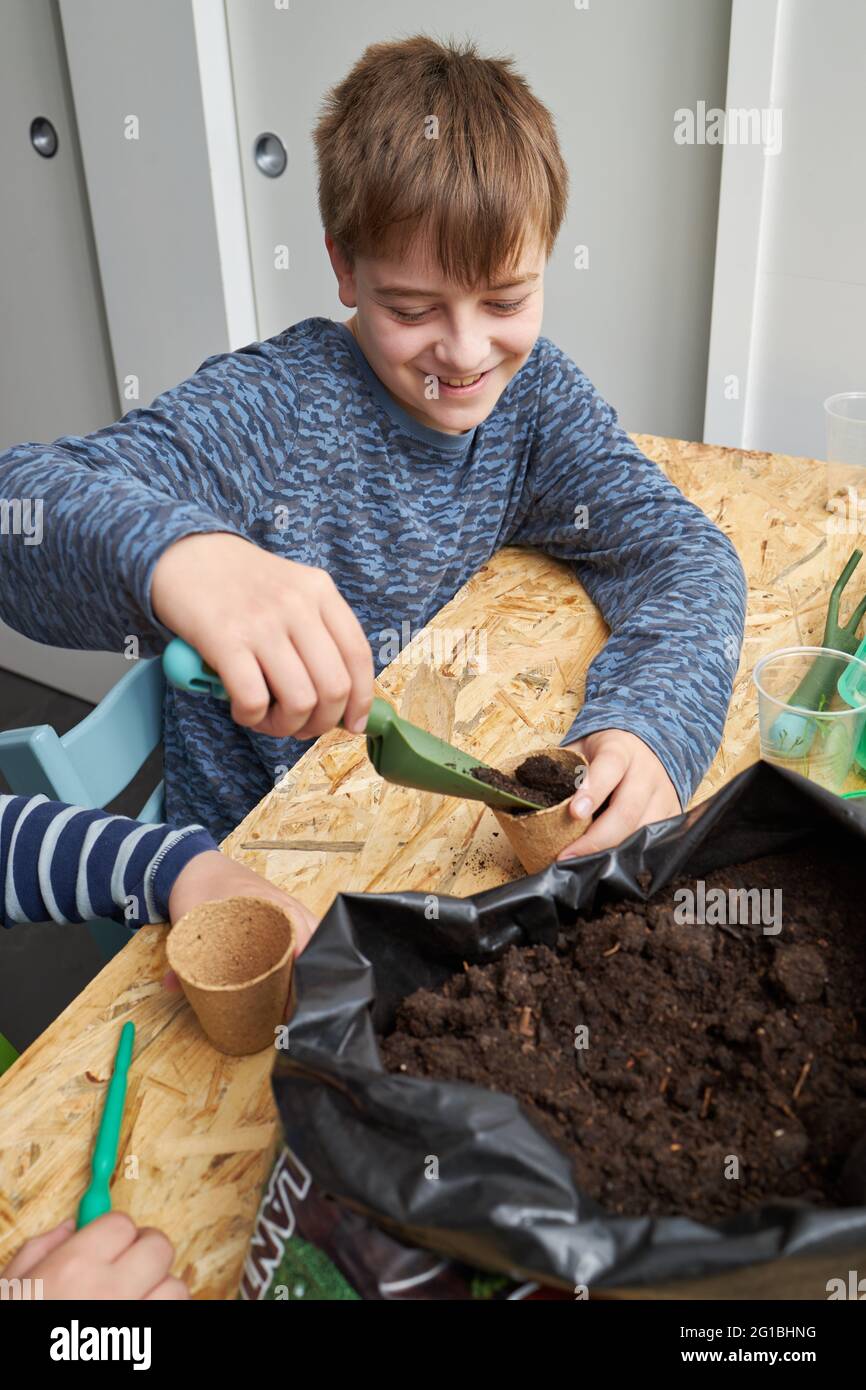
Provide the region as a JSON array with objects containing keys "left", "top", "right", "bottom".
[
  {"left": 471, "top": 753, "right": 581, "bottom": 812},
  {"left": 379, "top": 841, "right": 866, "bottom": 1223}
]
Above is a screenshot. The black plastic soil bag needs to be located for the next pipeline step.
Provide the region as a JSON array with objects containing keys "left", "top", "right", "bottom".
[{"left": 272, "top": 761, "right": 866, "bottom": 1296}]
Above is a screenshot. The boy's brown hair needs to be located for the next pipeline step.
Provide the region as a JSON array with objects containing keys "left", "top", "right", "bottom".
[{"left": 313, "top": 34, "right": 569, "bottom": 289}]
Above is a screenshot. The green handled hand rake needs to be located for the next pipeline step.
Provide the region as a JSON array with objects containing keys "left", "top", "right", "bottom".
[{"left": 768, "top": 548, "right": 866, "bottom": 765}]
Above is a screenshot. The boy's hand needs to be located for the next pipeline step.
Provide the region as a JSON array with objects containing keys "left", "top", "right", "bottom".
[
  {"left": 151, "top": 533, "right": 374, "bottom": 739},
  {"left": 166, "top": 850, "right": 319, "bottom": 979},
  {"left": 2, "top": 1213, "right": 188, "bottom": 1300},
  {"left": 556, "top": 729, "right": 681, "bottom": 860}
]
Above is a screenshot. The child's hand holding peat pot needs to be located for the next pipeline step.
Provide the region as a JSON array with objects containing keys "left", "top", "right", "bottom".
[
  {"left": 557, "top": 729, "right": 682, "bottom": 860},
  {"left": 166, "top": 849, "right": 318, "bottom": 946},
  {"left": 164, "top": 847, "right": 318, "bottom": 987}
]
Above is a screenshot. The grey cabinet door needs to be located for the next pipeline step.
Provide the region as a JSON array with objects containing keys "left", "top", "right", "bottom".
[
  {"left": 0, "top": 0, "right": 127, "bottom": 700},
  {"left": 0, "top": 0, "right": 117, "bottom": 446}
]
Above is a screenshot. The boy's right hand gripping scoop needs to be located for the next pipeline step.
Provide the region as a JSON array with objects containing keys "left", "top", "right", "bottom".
[{"left": 162, "top": 636, "right": 545, "bottom": 810}]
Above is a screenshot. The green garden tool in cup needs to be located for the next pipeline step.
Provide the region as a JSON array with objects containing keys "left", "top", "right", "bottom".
[
  {"left": 162, "top": 636, "right": 547, "bottom": 811},
  {"left": 764, "top": 548, "right": 866, "bottom": 758},
  {"left": 754, "top": 646, "right": 866, "bottom": 792},
  {"left": 836, "top": 632, "right": 866, "bottom": 773},
  {"left": 76, "top": 1021, "right": 135, "bottom": 1229}
]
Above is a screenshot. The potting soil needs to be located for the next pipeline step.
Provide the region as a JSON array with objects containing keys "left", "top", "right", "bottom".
[
  {"left": 380, "top": 841, "right": 866, "bottom": 1223},
  {"left": 471, "top": 752, "right": 579, "bottom": 811}
]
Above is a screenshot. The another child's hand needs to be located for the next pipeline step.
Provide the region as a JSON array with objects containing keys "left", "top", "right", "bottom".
[
  {"left": 151, "top": 532, "right": 374, "bottom": 739},
  {"left": 2, "top": 1213, "right": 188, "bottom": 1300},
  {"left": 167, "top": 850, "right": 319, "bottom": 960},
  {"left": 556, "top": 729, "right": 681, "bottom": 860}
]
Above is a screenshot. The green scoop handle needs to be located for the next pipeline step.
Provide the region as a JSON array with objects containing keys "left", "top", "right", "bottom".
[
  {"left": 76, "top": 1021, "right": 135, "bottom": 1229},
  {"left": 162, "top": 636, "right": 545, "bottom": 811}
]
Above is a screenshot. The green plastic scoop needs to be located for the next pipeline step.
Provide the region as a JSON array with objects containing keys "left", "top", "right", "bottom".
[
  {"left": 76, "top": 1021, "right": 135, "bottom": 1229},
  {"left": 162, "top": 637, "right": 546, "bottom": 811}
]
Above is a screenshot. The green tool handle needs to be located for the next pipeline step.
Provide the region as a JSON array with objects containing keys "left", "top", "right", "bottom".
[
  {"left": 162, "top": 636, "right": 392, "bottom": 735},
  {"left": 788, "top": 548, "right": 866, "bottom": 710},
  {"left": 76, "top": 1021, "right": 135, "bottom": 1229}
]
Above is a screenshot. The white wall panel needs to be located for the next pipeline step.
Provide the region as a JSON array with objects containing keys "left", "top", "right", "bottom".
[{"left": 705, "top": 0, "right": 866, "bottom": 459}]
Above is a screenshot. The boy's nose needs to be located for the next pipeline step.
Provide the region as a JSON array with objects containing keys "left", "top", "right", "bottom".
[{"left": 432, "top": 328, "right": 491, "bottom": 373}]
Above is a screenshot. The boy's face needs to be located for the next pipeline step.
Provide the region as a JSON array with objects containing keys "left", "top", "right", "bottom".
[{"left": 327, "top": 233, "right": 545, "bottom": 436}]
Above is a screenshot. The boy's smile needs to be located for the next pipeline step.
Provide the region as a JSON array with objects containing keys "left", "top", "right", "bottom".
[{"left": 328, "top": 234, "right": 545, "bottom": 436}]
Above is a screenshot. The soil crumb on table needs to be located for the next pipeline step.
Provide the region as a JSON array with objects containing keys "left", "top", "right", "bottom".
[
  {"left": 471, "top": 753, "right": 578, "bottom": 811},
  {"left": 379, "top": 844, "right": 866, "bottom": 1222}
]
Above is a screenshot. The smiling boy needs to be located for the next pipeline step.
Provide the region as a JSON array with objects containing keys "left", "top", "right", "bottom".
[
  {"left": 337, "top": 248, "right": 545, "bottom": 427},
  {"left": 0, "top": 35, "right": 746, "bottom": 858}
]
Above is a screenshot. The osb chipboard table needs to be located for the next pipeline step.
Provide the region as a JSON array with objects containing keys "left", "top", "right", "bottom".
[{"left": 0, "top": 436, "right": 861, "bottom": 1298}]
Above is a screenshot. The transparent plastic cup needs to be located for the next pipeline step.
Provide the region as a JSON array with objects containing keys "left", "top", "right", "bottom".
[
  {"left": 826, "top": 392, "right": 866, "bottom": 468},
  {"left": 752, "top": 646, "right": 866, "bottom": 792}
]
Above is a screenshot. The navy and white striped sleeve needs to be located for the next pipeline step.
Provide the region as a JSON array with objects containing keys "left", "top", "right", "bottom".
[{"left": 0, "top": 795, "right": 218, "bottom": 930}]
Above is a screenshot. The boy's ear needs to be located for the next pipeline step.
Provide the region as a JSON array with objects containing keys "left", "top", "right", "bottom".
[{"left": 325, "top": 233, "right": 357, "bottom": 306}]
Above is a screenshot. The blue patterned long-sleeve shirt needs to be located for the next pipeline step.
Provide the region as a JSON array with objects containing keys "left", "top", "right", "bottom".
[
  {"left": 0, "top": 794, "right": 216, "bottom": 929},
  {"left": 0, "top": 318, "right": 746, "bottom": 841}
]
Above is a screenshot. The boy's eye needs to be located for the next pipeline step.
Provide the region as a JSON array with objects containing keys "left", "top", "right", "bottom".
[{"left": 388, "top": 297, "right": 529, "bottom": 324}]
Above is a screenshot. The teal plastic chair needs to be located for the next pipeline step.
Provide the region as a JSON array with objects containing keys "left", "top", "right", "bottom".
[{"left": 0, "top": 657, "right": 165, "bottom": 961}]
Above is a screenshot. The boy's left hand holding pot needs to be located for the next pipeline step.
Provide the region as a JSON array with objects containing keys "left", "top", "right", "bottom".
[{"left": 556, "top": 729, "right": 681, "bottom": 861}]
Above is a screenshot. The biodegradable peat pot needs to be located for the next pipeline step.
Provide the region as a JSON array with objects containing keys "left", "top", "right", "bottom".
[
  {"left": 166, "top": 896, "right": 297, "bottom": 1056},
  {"left": 489, "top": 746, "right": 591, "bottom": 874}
]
